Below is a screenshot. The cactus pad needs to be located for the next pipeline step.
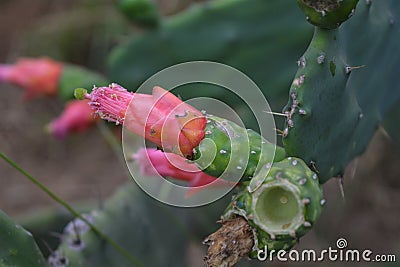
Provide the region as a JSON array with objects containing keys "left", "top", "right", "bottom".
[
  {"left": 283, "top": 0, "right": 400, "bottom": 182},
  {"left": 0, "top": 210, "right": 46, "bottom": 267}
]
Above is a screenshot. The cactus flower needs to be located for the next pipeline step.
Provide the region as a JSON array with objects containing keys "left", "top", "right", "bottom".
[
  {"left": 47, "top": 100, "right": 98, "bottom": 139},
  {"left": 82, "top": 83, "right": 206, "bottom": 157},
  {"left": 133, "top": 148, "right": 233, "bottom": 196},
  {"left": 0, "top": 58, "right": 62, "bottom": 98}
]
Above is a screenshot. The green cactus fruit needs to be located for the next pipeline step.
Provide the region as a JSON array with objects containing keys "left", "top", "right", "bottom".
[
  {"left": 0, "top": 210, "right": 46, "bottom": 267},
  {"left": 222, "top": 157, "right": 324, "bottom": 258},
  {"left": 116, "top": 0, "right": 160, "bottom": 28},
  {"left": 52, "top": 184, "right": 189, "bottom": 267},
  {"left": 192, "top": 115, "right": 286, "bottom": 182},
  {"left": 297, "top": 0, "right": 359, "bottom": 29},
  {"left": 58, "top": 64, "right": 108, "bottom": 101},
  {"left": 283, "top": 0, "right": 400, "bottom": 183}
]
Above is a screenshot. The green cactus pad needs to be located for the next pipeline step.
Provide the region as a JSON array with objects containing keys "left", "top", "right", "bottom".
[
  {"left": 53, "top": 184, "right": 189, "bottom": 267},
  {"left": 58, "top": 64, "right": 108, "bottom": 101},
  {"left": 283, "top": 1, "right": 400, "bottom": 183},
  {"left": 297, "top": 0, "right": 359, "bottom": 29},
  {"left": 192, "top": 115, "right": 286, "bottom": 182},
  {"left": 222, "top": 158, "right": 324, "bottom": 258},
  {"left": 0, "top": 210, "right": 46, "bottom": 267}
]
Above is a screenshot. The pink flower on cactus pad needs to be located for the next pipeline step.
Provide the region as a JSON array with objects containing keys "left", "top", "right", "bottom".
[
  {"left": 48, "top": 99, "right": 98, "bottom": 139},
  {"left": 84, "top": 84, "right": 206, "bottom": 157},
  {"left": 133, "top": 148, "right": 233, "bottom": 196},
  {"left": 0, "top": 58, "right": 62, "bottom": 98}
]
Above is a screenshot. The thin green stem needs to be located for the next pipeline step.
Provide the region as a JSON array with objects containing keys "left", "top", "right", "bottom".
[{"left": 0, "top": 152, "right": 144, "bottom": 267}]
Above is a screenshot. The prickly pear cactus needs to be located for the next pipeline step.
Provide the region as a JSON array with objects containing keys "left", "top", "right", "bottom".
[
  {"left": 193, "top": 115, "right": 286, "bottom": 181},
  {"left": 283, "top": 0, "right": 400, "bottom": 182},
  {"left": 52, "top": 184, "right": 188, "bottom": 267},
  {"left": 0, "top": 210, "right": 46, "bottom": 267}
]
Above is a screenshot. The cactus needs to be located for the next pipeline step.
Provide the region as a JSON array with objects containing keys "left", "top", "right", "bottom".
[
  {"left": 204, "top": 157, "right": 324, "bottom": 265},
  {"left": 51, "top": 184, "right": 189, "bottom": 267},
  {"left": 193, "top": 115, "right": 286, "bottom": 181},
  {"left": 0, "top": 210, "right": 46, "bottom": 267},
  {"left": 283, "top": 0, "right": 400, "bottom": 182},
  {"left": 296, "top": 0, "right": 359, "bottom": 29}
]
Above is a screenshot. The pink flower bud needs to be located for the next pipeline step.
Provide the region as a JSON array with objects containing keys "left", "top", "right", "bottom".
[
  {"left": 0, "top": 58, "right": 62, "bottom": 99},
  {"left": 48, "top": 100, "right": 98, "bottom": 139},
  {"left": 133, "top": 148, "right": 234, "bottom": 196},
  {"left": 85, "top": 84, "right": 206, "bottom": 157}
]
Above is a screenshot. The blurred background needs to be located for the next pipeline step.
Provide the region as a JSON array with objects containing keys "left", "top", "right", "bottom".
[{"left": 0, "top": 0, "right": 399, "bottom": 266}]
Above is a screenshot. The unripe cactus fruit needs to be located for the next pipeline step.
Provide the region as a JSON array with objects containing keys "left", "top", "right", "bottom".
[
  {"left": 192, "top": 115, "right": 286, "bottom": 181},
  {"left": 221, "top": 157, "right": 324, "bottom": 258},
  {"left": 297, "top": 0, "right": 359, "bottom": 29}
]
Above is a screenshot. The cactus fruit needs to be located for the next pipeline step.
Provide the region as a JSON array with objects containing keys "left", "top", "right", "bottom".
[
  {"left": 51, "top": 184, "right": 189, "bottom": 267},
  {"left": 47, "top": 100, "right": 99, "bottom": 139},
  {"left": 79, "top": 84, "right": 206, "bottom": 157},
  {"left": 297, "top": 0, "right": 359, "bottom": 29},
  {"left": 283, "top": 0, "right": 400, "bottom": 182},
  {"left": 204, "top": 158, "right": 324, "bottom": 265},
  {"left": 193, "top": 115, "right": 286, "bottom": 181},
  {"left": 0, "top": 210, "right": 46, "bottom": 267}
]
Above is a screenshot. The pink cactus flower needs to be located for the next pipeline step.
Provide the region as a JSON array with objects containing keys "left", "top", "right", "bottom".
[
  {"left": 0, "top": 58, "right": 63, "bottom": 99},
  {"left": 84, "top": 83, "right": 206, "bottom": 157},
  {"left": 48, "top": 99, "right": 98, "bottom": 139},
  {"left": 133, "top": 148, "right": 234, "bottom": 196}
]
